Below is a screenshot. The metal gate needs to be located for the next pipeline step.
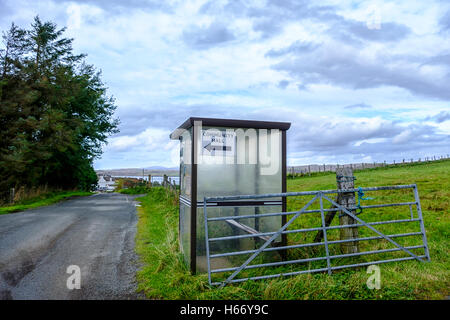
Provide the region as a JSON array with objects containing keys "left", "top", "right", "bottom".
[{"left": 202, "top": 184, "right": 430, "bottom": 287}]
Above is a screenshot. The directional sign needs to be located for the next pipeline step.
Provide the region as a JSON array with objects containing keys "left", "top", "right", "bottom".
[
  {"left": 204, "top": 143, "right": 232, "bottom": 152},
  {"left": 201, "top": 129, "right": 236, "bottom": 157}
]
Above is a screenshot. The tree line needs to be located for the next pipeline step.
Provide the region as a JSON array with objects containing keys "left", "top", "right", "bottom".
[{"left": 0, "top": 16, "right": 119, "bottom": 200}]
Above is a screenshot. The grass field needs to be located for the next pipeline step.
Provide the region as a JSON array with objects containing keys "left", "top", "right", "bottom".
[
  {"left": 135, "top": 160, "right": 449, "bottom": 299},
  {"left": 0, "top": 190, "right": 93, "bottom": 215},
  {"left": 118, "top": 186, "right": 152, "bottom": 195}
]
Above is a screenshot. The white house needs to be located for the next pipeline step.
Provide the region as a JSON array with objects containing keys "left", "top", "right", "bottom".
[{"left": 97, "top": 175, "right": 116, "bottom": 191}]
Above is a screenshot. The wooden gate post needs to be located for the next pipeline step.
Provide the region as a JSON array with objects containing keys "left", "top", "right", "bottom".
[{"left": 336, "top": 167, "right": 359, "bottom": 254}]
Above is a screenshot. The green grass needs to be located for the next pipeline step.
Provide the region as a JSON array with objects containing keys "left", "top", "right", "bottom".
[
  {"left": 0, "top": 190, "right": 93, "bottom": 215},
  {"left": 119, "top": 186, "right": 152, "bottom": 195},
  {"left": 135, "top": 160, "right": 450, "bottom": 300}
]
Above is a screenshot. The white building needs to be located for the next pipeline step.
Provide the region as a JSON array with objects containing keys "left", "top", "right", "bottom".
[{"left": 97, "top": 175, "right": 116, "bottom": 191}]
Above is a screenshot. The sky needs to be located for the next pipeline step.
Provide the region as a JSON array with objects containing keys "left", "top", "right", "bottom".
[{"left": 1, "top": 0, "right": 449, "bottom": 169}]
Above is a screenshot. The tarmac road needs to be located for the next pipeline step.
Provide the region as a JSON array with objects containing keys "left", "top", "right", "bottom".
[{"left": 0, "top": 193, "right": 142, "bottom": 300}]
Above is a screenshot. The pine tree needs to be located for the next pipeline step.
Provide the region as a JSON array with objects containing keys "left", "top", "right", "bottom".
[{"left": 0, "top": 16, "right": 119, "bottom": 200}]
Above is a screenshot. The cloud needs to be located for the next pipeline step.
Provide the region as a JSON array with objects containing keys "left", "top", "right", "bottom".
[
  {"left": 331, "top": 20, "right": 411, "bottom": 44},
  {"left": 426, "top": 111, "right": 450, "bottom": 123},
  {"left": 277, "top": 80, "right": 289, "bottom": 89},
  {"left": 61, "top": 0, "right": 172, "bottom": 13},
  {"left": 246, "top": 106, "right": 449, "bottom": 162},
  {"left": 425, "top": 53, "right": 450, "bottom": 66},
  {"left": 439, "top": 10, "right": 450, "bottom": 31},
  {"left": 201, "top": 1, "right": 411, "bottom": 44},
  {"left": 114, "top": 102, "right": 253, "bottom": 138},
  {"left": 106, "top": 127, "right": 171, "bottom": 153},
  {"left": 291, "top": 117, "right": 402, "bottom": 149},
  {"left": 252, "top": 17, "right": 284, "bottom": 39},
  {"left": 182, "top": 22, "right": 235, "bottom": 50},
  {"left": 344, "top": 103, "right": 373, "bottom": 109},
  {"left": 265, "top": 41, "right": 319, "bottom": 58},
  {"left": 391, "top": 124, "right": 434, "bottom": 144},
  {"left": 288, "top": 118, "right": 449, "bottom": 162},
  {"left": 199, "top": 0, "right": 337, "bottom": 38},
  {"left": 271, "top": 44, "right": 450, "bottom": 100},
  {"left": 0, "top": 0, "right": 13, "bottom": 19}
]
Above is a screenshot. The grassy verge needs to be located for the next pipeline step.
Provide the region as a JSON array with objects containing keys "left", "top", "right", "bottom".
[
  {"left": 118, "top": 186, "right": 152, "bottom": 195},
  {"left": 0, "top": 190, "right": 93, "bottom": 215},
  {"left": 135, "top": 160, "right": 450, "bottom": 299}
]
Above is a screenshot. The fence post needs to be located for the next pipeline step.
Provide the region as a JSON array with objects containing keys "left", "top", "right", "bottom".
[
  {"left": 10, "top": 187, "right": 15, "bottom": 204},
  {"left": 336, "top": 167, "right": 359, "bottom": 254}
]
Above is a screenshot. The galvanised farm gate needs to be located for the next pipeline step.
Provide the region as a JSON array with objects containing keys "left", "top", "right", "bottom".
[{"left": 203, "top": 184, "right": 429, "bottom": 287}]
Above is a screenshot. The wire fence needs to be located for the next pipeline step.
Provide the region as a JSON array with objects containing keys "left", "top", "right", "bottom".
[{"left": 288, "top": 154, "right": 450, "bottom": 176}]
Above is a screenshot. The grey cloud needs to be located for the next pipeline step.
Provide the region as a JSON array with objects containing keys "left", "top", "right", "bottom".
[
  {"left": 61, "top": 0, "right": 173, "bottom": 13},
  {"left": 255, "top": 0, "right": 336, "bottom": 20},
  {"left": 270, "top": 1, "right": 411, "bottom": 44},
  {"left": 246, "top": 107, "right": 401, "bottom": 148},
  {"left": 246, "top": 2, "right": 339, "bottom": 39},
  {"left": 245, "top": 106, "right": 446, "bottom": 158},
  {"left": 199, "top": 0, "right": 337, "bottom": 39},
  {"left": 252, "top": 18, "right": 283, "bottom": 39},
  {"left": 426, "top": 111, "right": 450, "bottom": 123},
  {"left": 200, "top": 0, "right": 247, "bottom": 16},
  {"left": 297, "top": 83, "right": 307, "bottom": 91},
  {"left": 277, "top": 80, "right": 289, "bottom": 89},
  {"left": 291, "top": 120, "right": 402, "bottom": 149},
  {"left": 0, "top": 0, "right": 13, "bottom": 19},
  {"left": 337, "top": 21, "right": 411, "bottom": 43},
  {"left": 425, "top": 53, "right": 450, "bottom": 66},
  {"left": 326, "top": 134, "right": 449, "bottom": 159},
  {"left": 272, "top": 47, "right": 450, "bottom": 100},
  {"left": 245, "top": 107, "right": 448, "bottom": 160},
  {"left": 344, "top": 103, "right": 372, "bottom": 109},
  {"left": 265, "top": 41, "right": 319, "bottom": 57},
  {"left": 200, "top": 0, "right": 411, "bottom": 44},
  {"left": 182, "top": 23, "right": 235, "bottom": 50},
  {"left": 440, "top": 10, "right": 450, "bottom": 31},
  {"left": 288, "top": 120, "right": 449, "bottom": 161},
  {"left": 114, "top": 103, "right": 246, "bottom": 137}
]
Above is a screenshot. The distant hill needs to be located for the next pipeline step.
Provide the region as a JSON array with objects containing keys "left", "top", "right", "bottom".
[
  {"left": 145, "top": 166, "right": 178, "bottom": 170},
  {"left": 96, "top": 166, "right": 179, "bottom": 177}
]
